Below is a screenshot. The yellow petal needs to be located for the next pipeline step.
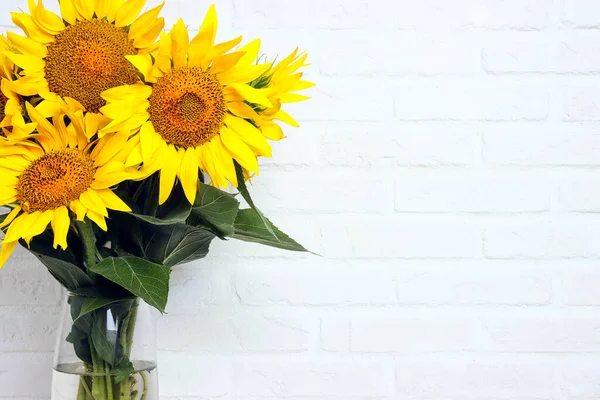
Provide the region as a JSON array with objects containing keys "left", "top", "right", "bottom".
[
  {"left": 237, "top": 39, "right": 261, "bottom": 67},
  {"left": 11, "top": 12, "right": 54, "bottom": 44},
  {"left": 87, "top": 210, "right": 107, "bottom": 231},
  {"left": 69, "top": 199, "right": 87, "bottom": 221},
  {"left": 229, "top": 83, "right": 272, "bottom": 108},
  {"left": 179, "top": 148, "right": 198, "bottom": 204},
  {"left": 0, "top": 240, "right": 18, "bottom": 268},
  {"left": 158, "top": 145, "right": 179, "bottom": 205},
  {"left": 59, "top": 0, "right": 78, "bottom": 25},
  {"left": 106, "top": 0, "right": 125, "bottom": 22},
  {"left": 51, "top": 206, "right": 69, "bottom": 250},
  {"left": 225, "top": 115, "right": 272, "bottom": 157},
  {"left": 6, "top": 32, "right": 47, "bottom": 58},
  {"left": 79, "top": 189, "right": 109, "bottom": 217},
  {"left": 94, "top": 131, "right": 129, "bottom": 167},
  {"left": 26, "top": 209, "right": 54, "bottom": 239},
  {"left": 33, "top": 2, "right": 65, "bottom": 34},
  {"left": 219, "top": 126, "right": 258, "bottom": 173},
  {"left": 171, "top": 19, "right": 189, "bottom": 69},
  {"left": 74, "top": 0, "right": 94, "bottom": 20},
  {"left": 140, "top": 121, "right": 161, "bottom": 161},
  {"left": 227, "top": 101, "right": 259, "bottom": 120},
  {"left": 3, "top": 52, "right": 44, "bottom": 72},
  {"left": 188, "top": 5, "right": 217, "bottom": 67},
  {"left": 95, "top": 189, "right": 131, "bottom": 212},
  {"left": 210, "top": 51, "right": 245, "bottom": 74},
  {"left": 114, "top": 0, "right": 147, "bottom": 28},
  {"left": 0, "top": 206, "right": 22, "bottom": 229},
  {"left": 129, "top": 1, "right": 164, "bottom": 40},
  {"left": 132, "top": 18, "right": 164, "bottom": 51},
  {"left": 260, "top": 122, "right": 285, "bottom": 141}
]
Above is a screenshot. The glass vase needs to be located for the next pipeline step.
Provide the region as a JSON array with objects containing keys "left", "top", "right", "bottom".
[{"left": 51, "top": 294, "right": 158, "bottom": 400}]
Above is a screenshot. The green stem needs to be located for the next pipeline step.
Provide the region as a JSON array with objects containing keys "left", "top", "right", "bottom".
[
  {"left": 74, "top": 219, "right": 97, "bottom": 271},
  {"left": 139, "top": 372, "right": 149, "bottom": 400},
  {"left": 78, "top": 376, "right": 94, "bottom": 400}
]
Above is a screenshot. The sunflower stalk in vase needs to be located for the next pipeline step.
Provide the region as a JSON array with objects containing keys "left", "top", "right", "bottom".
[{"left": 0, "top": 1, "right": 313, "bottom": 399}]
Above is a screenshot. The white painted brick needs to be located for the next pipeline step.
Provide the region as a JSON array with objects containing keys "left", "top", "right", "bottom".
[
  {"left": 484, "top": 33, "right": 600, "bottom": 73},
  {"left": 484, "top": 222, "right": 600, "bottom": 259},
  {"left": 559, "top": 360, "right": 600, "bottom": 398},
  {"left": 561, "top": 270, "right": 600, "bottom": 305},
  {"left": 233, "top": 362, "right": 394, "bottom": 397},
  {"left": 319, "top": 32, "right": 480, "bottom": 77},
  {"left": 472, "top": 0, "right": 552, "bottom": 30},
  {"left": 158, "top": 313, "right": 310, "bottom": 352},
  {"left": 322, "top": 122, "right": 477, "bottom": 167},
  {"left": 561, "top": 0, "right": 600, "bottom": 29},
  {"left": 250, "top": 170, "right": 393, "bottom": 214},
  {"left": 483, "top": 123, "right": 600, "bottom": 165},
  {"left": 395, "top": 170, "right": 552, "bottom": 213},
  {"left": 559, "top": 172, "right": 600, "bottom": 212},
  {"left": 298, "top": 78, "right": 393, "bottom": 122},
  {"left": 262, "top": 124, "right": 321, "bottom": 167},
  {"left": 0, "top": 353, "right": 53, "bottom": 397},
  {"left": 166, "top": 263, "right": 235, "bottom": 311},
  {"left": 562, "top": 86, "right": 600, "bottom": 121},
  {"left": 395, "top": 264, "right": 552, "bottom": 305},
  {"left": 350, "top": 316, "right": 484, "bottom": 353},
  {"left": 320, "top": 319, "right": 350, "bottom": 352},
  {"left": 0, "top": 313, "right": 58, "bottom": 352},
  {"left": 235, "top": 260, "right": 396, "bottom": 306},
  {"left": 397, "top": 361, "right": 556, "bottom": 398},
  {"left": 0, "top": 247, "right": 61, "bottom": 306},
  {"left": 485, "top": 316, "right": 600, "bottom": 352},
  {"left": 159, "top": 353, "right": 232, "bottom": 397},
  {"left": 394, "top": 84, "right": 549, "bottom": 121},
  {"left": 321, "top": 217, "right": 481, "bottom": 259}
]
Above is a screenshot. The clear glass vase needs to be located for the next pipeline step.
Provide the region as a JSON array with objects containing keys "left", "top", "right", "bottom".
[{"left": 52, "top": 293, "right": 158, "bottom": 400}]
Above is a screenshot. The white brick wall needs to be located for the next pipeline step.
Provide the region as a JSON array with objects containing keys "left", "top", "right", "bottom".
[{"left": 2, "top": 0, "right": 600, "bottom": 399}]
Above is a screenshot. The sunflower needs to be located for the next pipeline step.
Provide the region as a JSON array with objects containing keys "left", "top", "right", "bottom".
[
  {"left": 6, "top": 0, "right": 165, "bottom": 117},
  {"left": 0, "top": 35, "right": 36, "bottom": 143},
  {"left": 0, "top": 103, "right": 141, "bottom": 268},
  {"left": 100, "top": 7, "right": 277, "bottom": 205},
  {"left": 251, "top": 49, "right": 314, "bottom": 142}
]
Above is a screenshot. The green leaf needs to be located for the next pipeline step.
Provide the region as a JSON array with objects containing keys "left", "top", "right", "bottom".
[
  {"left": 189, "top": 182, "right": 239, "bottom": 237},
  {"left": 27, "top": 249, "right": 93, "bottom": 291},
  {"left": 130, "top": 182, "right": 192, "bottom": 226},
  {"left": 91, "top": 314, "right": 117, "bottom": 365},
  {"left": 89, "top": 256, "right": 171, "bottom": 313},
  {"left": 76, "top": 297, "right": 133, "bottom": 321},
  {"left": 234, "top": 161, "right": 277, "bottom": 239},
  {"left": 141, "top": 224, "right": 215, "bottom": 267},
  {"left": 65, "top": 325, "right": 92, "bottom": 365},
  {"left": 233, "top": 209, "right": 308, "bottom": 252}
]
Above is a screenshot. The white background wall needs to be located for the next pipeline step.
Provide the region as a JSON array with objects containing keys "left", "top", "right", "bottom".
[{"left": 2, "top": 0, "right": 600, "bottom": 398}]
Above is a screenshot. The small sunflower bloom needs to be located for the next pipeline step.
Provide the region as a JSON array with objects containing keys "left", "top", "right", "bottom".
[
  {"left": 251, "top": 49, "right": 314, "bottom": 142},
  {"left": 0, "top": 103, "right": 141, "bottom": 268}
]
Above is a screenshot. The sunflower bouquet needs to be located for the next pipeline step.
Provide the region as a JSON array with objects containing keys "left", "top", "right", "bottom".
[{"left": 0, "top": 1, "right": 311, "bottom": 399}]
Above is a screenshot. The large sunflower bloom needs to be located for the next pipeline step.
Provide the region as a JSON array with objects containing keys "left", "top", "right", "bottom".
[
  {"left": 0, "top": 103, "right": 140, "bottom": 268},
  {"left": 6, "top": 0, "right": 165, "bottom": 116},
  {"left": 100, "top": 7, "right": 276, "bottom": 205},
  {"left": 0, "top": 35, "right": 36, "bottom": 143}
]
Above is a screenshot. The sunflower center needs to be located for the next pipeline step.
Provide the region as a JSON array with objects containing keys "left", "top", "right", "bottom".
[
  {"left": 44, "top": 19, "right": 139, "bottom": 113},
  {"left": 0, "top": 91, "right": 7, "bottom": 123},
  {"left": 148, "top": 67, "right": 226, "bottom": 148},
  {"left": 16, "top": 149, "right": 95, "bottom": 213}
]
